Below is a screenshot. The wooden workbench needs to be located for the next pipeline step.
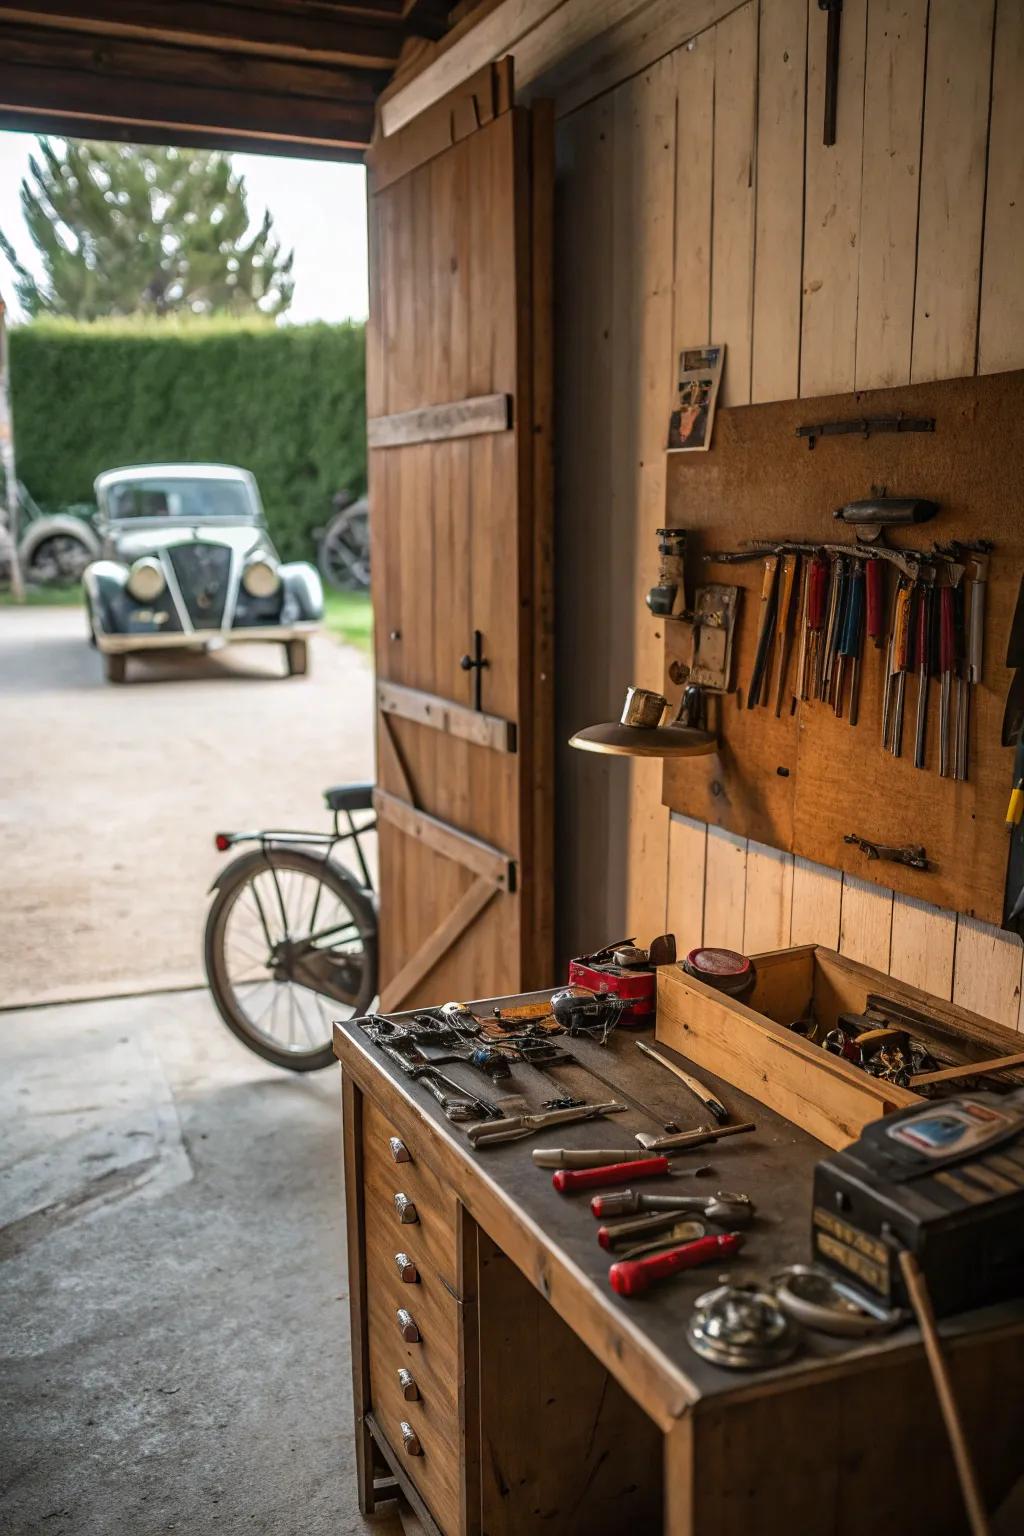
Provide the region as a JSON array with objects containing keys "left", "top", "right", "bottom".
[{"left": 334, "top": 995, "right": 1024, "bottom": 1535}]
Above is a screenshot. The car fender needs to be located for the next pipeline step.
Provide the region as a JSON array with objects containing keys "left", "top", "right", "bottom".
[
  {"left": 83, "top": 559, "right": 129, "bottom": 634},
  {"left": 279, "top": 561, "right": 324, "bottom": 622},
  {"left": 19, "top": 513, "right": 101, "bottom": 565}
]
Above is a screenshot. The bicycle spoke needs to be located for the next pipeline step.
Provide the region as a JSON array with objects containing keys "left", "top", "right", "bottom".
[{"left": 246, "top": 880, "right": 278, "bottom": 949}]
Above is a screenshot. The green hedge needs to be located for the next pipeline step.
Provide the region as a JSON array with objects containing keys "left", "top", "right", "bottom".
[{"left": 8, "top": 317, "right": 366, "bottom": 562}]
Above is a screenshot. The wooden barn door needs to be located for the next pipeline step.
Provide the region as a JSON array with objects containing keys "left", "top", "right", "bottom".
[{"left": 365, "top": 62, "right": 552, "bottom": 1011}]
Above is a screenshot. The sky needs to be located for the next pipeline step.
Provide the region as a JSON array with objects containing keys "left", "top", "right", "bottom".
[{"left": 0, "top": 128, "right": 369, "bottom": 324}]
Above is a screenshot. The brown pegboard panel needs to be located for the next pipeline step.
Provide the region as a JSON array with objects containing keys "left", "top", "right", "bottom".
[{"left": 661, "top": 370, "right": 1024, "bottom": 924}]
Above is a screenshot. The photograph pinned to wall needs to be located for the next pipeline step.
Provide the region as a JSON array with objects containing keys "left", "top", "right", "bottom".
[{"left": 668, "top": 345, "right": 725, "bottom": 452}]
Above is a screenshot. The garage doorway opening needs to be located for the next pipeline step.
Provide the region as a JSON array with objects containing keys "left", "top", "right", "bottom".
[{"left": 0, "top": 128, "right": 378, "bottom": 1009}]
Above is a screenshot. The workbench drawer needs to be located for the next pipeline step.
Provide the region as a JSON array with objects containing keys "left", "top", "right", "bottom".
[
  {"left": 361, "top": 1094, "right": 463, "bottom": 1533},
  {"left": 366, "top": 1246, "right": 462, "bottom": 1530},
  {"left": 361, "top": 1093, "right": 459, "bottom": 1293}
]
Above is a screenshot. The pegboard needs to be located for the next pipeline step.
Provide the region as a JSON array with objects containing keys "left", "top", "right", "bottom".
[{"left": 661, "top": 370, "right": 1024, "bottom": 925}]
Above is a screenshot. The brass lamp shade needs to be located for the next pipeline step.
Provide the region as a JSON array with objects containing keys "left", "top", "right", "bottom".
[
  {"left": 568, "top": 720, "right": 716, "bottom": 757},
  {"left": 569, "top": 684, "right": 716, "bottom": 758}
]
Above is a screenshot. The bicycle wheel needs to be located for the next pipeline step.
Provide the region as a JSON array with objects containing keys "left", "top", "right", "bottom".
[
  {"left": 204, "top": 845, "right": 378, "bottom": 1071},
  {"left": 317, "top": 507, "right": 371, "bottom": 591}
]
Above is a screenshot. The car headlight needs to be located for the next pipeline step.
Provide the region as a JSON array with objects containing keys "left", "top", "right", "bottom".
[
  {"left": 126, "top": 556, "right": 166, "bottom": 602},
  {"left": 242, "top": 557, "right": 281, "bottom": 598}
]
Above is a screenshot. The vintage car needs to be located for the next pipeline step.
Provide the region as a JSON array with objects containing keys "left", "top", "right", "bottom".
[{"left": 84, "top": 463, "right": 322, "bottom": 683}]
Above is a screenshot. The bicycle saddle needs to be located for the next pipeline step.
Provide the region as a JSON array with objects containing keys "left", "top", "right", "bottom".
[{"left": 324, "top": 782, "right": 374, "bottom": 814}]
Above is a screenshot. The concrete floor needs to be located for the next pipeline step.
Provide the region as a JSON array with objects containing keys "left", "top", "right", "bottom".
[
  {"left": 0, "top": 604, "right": 375, "bottom": 1008},
  {"left": 0, "top": 986, "right": 403, "bottom": 1536},
  {"left": 1, "top": 604, "right": 398, "bottom": 1533}
]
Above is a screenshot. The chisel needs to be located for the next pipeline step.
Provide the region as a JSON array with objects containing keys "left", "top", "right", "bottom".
[
  {"left": 747, "top": 553, "right": 780, "bottom": 708},
  {"left": 803, "top": 552, "right": 829, "bottom": 699},
  {"left": 939, "top": 584, "right": 955, "bottom": 777},
  {"left": 771, "top": 552, "right": 801, "bottom": 717},
  {"left": 961, "top": 544, "right": 990, "bottom": 782},
  {"left": 794, "top": 556, "right": 812, "bottom": 707},
  {"left": 954, "top": 577, "right": 968, "bottom": 781},
  {"left": 836, "top": 562, "right": 865, "bottom": 723},
  {"left": 913, "top": 581, "right": 934, "bottom": 769},
  {"left": 820, "top": 556, "right": 845, "bottom": 702},
  {"left": 881, "top": 577, "right": 904, "bottom": 749},
  {"left": 635, "top": 1121, "right": 756, "bottom": 1152}
]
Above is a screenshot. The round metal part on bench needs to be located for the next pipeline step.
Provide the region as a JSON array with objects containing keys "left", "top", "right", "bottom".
[
  {"left": 569, "top": 685, "right": 717, "bottom": 759},
  {"left": 772, "top": 1265, "right": 904, "bottom": 1338},
  {"left": 683, "top": 947, "right": 757, "bottom": 998},
  {"left": 688, "top": 1281, "right": 799, "bottom": 1370}
]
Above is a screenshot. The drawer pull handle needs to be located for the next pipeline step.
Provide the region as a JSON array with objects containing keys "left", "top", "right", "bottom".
[
  {"left": 397, "top": 1308, "right": 421, "bottom": 1343},
  {"left": 397, "top": 1368, "right": 419, "bottom": 1402},
  {"left": 400, "top": 1420, "right": 423, "bottom": 1457},
  {"left": 395, "top": 1252, "right": 419, "bottom": 1284},
  {"left": 389, "top": 1136, "right": 411, "bottom": 1164},
  {"left": 394, "top": 1193, "right": 418, "bottom": 1224}
]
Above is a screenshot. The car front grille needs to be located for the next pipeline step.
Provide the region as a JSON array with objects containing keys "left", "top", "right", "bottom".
[{"left": 166, "top": 543, "right": 232, "bottom": 629}]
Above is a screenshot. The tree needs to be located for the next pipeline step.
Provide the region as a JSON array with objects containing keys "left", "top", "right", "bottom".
[{"left": 0, "top": 139, "right": 294, "bottom": 321}]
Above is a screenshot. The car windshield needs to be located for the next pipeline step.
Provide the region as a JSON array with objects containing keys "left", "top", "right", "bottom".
[{"left": 106, "top": 476, "right": 257, "bottom": 521}]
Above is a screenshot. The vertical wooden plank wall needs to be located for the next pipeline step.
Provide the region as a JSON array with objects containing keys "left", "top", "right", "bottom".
[{"left": 556, "top": 0, "right": 1024, "bottom": 1028}]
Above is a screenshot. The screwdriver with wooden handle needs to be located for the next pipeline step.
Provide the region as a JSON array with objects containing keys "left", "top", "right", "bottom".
[
  {"left": 889, "top": 582, "right": 914, "bottom": 757},
  {"left": 819, "top": 556, "right": 844, "bottom": 702},
  {"left": 747, "top": 552, "right": 780, "bottom": 708},
  {"left": 771, "top": 552, "right": 801, "bottom": 717}
]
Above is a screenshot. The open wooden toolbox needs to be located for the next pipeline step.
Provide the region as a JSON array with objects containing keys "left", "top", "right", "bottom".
[{"left": 657, "top": 944, "right": 1024, "bottom": 1150}]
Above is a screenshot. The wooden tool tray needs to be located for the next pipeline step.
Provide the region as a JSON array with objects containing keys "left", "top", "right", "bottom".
[{"left": 657, "top": 945, "right": 1024, "bottom": 1150}]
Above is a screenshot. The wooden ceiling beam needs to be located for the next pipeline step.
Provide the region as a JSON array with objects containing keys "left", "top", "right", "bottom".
[
  {"left": 0, "top": 1, "right": 405, "bottom": 70},
  {"left": 0, "top": 105, "right": 367, "bottom": 161},
  {"left": 0, "top": 24, "right": 379, "bottom": 150},
  {"left": 0, "top": 23, "right": 389, "bottom": 101}
]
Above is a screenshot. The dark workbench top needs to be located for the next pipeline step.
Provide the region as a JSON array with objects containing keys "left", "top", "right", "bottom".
[{"left": 334, "top": 990, "right": 1024, "bottom": 1418}]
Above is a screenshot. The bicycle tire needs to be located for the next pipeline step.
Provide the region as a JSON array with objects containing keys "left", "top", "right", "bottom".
[{"left": 204, "top": 845, "right": 378, "bottom": 1072}]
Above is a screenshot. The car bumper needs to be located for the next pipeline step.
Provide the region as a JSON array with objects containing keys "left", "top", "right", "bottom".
[{"left": 94, "top": 622, "right": 319, "bottom": 655}]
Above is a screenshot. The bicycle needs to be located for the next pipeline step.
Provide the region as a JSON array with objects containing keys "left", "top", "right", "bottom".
[{"left": 204, "top": 782, "right": 378, "bottom": 1072}]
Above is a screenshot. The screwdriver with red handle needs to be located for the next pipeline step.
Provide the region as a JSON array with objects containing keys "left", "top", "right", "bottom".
[
  {"left": 609, "top": 1231, "right": 744, "bottom": 1297},
  {"left": 802, "top": 552, "right": 829, "bottom": 700}
]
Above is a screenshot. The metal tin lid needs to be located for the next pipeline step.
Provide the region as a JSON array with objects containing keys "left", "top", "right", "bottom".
[
  {"left": 688, "top": 1281, "right": 799, "bottom": 1370},
  {"left": 683, "top": 947, "right": 756, "bottom": 996}
]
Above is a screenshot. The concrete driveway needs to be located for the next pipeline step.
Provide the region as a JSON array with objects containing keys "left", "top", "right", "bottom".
[{"left": 0, "top": 604, "right": 375, "bottom": 1007}]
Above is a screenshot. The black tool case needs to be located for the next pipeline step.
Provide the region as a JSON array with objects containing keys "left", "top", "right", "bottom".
[{"left": 812, "top": 1091, "right": 1024, "bottom": 1316}]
